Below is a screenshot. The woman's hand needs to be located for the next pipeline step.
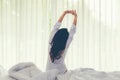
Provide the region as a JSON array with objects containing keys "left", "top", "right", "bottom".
[
  {"left": 64, "top": 10, "right": 71, "bottom": 14},
  {"left": 64, "top": 10, "right": 77, "bottom": 16},
  {"left": 70, "top": 10, "right": 77, "bottom": 17},
  {"left": 58, "top": 10, "right": 77, "bottom": 23},
  {"left": 70, "top": 10, "right": 77, "bottom": 25},
  {"left": 58, "top": 10, "right": 72, "bottom": 22}
]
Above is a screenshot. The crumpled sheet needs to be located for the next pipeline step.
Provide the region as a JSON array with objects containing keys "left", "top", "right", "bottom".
[
  {"left": 57, "top": 68, "right": 120, "bottom": 80},
  {"left": 1, "top": 63, "right": 120, "bottom": 80},
  {"left": 0, "top": 62, "right": 60, "bottom": 80}
]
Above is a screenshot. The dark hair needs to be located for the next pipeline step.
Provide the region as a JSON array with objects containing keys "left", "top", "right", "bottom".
[{"left": 50, "top": 28, "right": 69, "bottom": 62}]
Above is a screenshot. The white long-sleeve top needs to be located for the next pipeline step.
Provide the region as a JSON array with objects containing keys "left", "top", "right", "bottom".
[{"left": 46, "top": 22, "right": 76, "bottom": 74}]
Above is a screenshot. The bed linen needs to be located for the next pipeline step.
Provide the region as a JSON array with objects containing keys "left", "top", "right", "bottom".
[
  {"left": 57, "top": 68, "right": 120, "bottom": 80},
  {"left": 1, "top": 63, "right": 120, "bottom": 80},
  {"left": 0, "top": 63, "right": 60, "bottom": 80}
]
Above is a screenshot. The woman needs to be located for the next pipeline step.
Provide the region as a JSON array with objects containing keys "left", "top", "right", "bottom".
[{"left": 46, "top": 10, "right": 77, "bottom": 74}]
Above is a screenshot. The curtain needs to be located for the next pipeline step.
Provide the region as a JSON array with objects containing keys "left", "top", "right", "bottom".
[{"left": 0, "top": 0, "right": 120, "bottom": 71}]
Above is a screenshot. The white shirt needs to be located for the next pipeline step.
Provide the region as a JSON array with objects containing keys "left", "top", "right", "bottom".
[{"left": 46, "top": 22, "right": 76, "bottom": 74}]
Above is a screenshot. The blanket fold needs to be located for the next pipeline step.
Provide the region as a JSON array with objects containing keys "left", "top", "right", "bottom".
[
  {"left": 8, "top": 62, "right": 41, "bottom": 80},
  {"left": 8, "top": 62, "right": 60, "bottom": 80}
]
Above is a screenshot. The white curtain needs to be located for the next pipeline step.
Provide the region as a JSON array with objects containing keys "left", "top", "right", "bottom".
[{"left": 0, "top": 0, "right": 120, "bottom": 71}]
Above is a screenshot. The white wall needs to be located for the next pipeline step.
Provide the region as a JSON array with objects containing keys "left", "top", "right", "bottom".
[{"left": 0, "top": 0, "right": 120, "bottom": 71}]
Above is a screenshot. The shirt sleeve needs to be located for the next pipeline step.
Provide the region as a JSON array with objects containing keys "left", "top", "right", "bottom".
[
  {"left": 49, "top": 22, "right": 61, "bottom": 45},
  {"left": 65, "top": 24, "right": 76, "bottom": 50},
  {"left": 69, "top": 24, "right": 76, "bottom": 38},
  {"left": 62, "top": 24, "right": 76, "bottom": 58}
]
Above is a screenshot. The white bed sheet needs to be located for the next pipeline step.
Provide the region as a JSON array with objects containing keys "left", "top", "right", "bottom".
[
  {"left": 57, "top": 68, "right": 120, "bottom": 80},
  {"left": 1, "top": 64, "right": 120, "bottom": 80}
]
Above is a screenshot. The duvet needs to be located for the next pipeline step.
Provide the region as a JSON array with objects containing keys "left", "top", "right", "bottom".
[
  {"left": 57, "top": 68, "right": 120, "bottom": 80},
  {"left": 0, "top": 62, "right": 60, "bottom": 80},
  {"left": 1, "top": 63, "right": 120, "bottom": 80}
]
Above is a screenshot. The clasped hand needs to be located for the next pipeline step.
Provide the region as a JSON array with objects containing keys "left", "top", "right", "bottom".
[{"left": 64, "top": 10, "right": 77, "bottom": 17}]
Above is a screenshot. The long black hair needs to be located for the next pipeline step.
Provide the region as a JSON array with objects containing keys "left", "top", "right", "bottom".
[{"left": 50, "top": 28, "right": 69, "bottom": 62}]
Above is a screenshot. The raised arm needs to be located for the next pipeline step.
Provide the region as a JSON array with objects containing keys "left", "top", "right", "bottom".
[
  {"left": 73, "top": 13, "right": 77, "bottom": 26},
  {"left": 71, "top": 10, "right": 77, "bottom": 26},
  {"left": 49, "top": 10, "right": 71, "bottom": 44},
  {"left": 58, "top": 10, "right": 71, "bottom": 23},
  {"left": 64, "top": 10, "right": 77, "bottom": 50}
]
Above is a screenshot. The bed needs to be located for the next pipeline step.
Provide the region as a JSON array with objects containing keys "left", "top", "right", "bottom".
[{"left": 0, "top": 63, "right": 120, "bottom": 80}]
